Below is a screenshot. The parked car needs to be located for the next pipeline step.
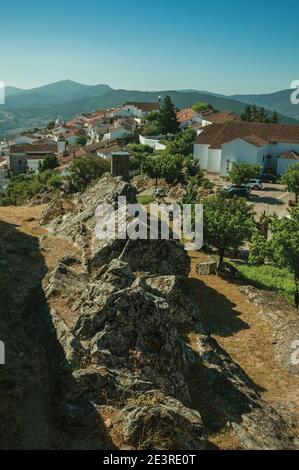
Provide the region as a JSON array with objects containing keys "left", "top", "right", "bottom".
[
  {"left": 153, "top": 188, "right": 166, "bottom": 197},
  {"left": 222, "top": 185, "right": 251, "bottom": 198},
  {"left": 246, "top": 179, "right": 263, "bottom": 190},
  {"left": 260, "top": 173, "right": 277, "bottom": 183}
]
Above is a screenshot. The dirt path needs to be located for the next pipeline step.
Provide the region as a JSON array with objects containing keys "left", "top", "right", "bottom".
[
  {"left": 0, "top": 205, "right": 80, "bottom": 449},
  {"left": 188, "top": 250, "right": 299, "bottom": 447}
]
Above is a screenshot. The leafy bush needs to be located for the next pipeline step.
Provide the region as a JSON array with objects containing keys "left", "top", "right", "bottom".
[
  {"left": 0, "top": 170, "right": 64, "bottom": 206},
  {"left": 39, "top": 154, "right": 59, "bottom": 172},
  {"left": 137, "top": 194, "right": 156, "bottom": 205},
  {"left": 202, "top": 195, "right": 255, "bottom": 264},
  {"left": 192, "top": 102, "right": 215, "bottom": 113},
  {"left": 280, "top": 163, "right": 299, "bottom": 203},
  {"left": 201, "top": 179, "right": 214, "bottom": 190},
  {"left": 231, "top": 263, "right": 296, "bottom": 305},
  {"left": 249, "top": 233, "right": 269, "bottom": 265},
  {"left": 229, "top": 162, "right": 261, "bottom": 185},
  {"left": 127, "top": 144, "right": 153, "bottom": 173},
  {"left": 140, "top": 121, "right": 161, "bottom": 137},
  {"left": 165, "top": 129, "right": 196, "bottom": 157},
  {"left": 67, "top": 155, "right": 110, "bottom": 192}
]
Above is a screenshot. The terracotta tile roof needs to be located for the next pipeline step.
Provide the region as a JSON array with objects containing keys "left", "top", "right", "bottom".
[
  {"left": 176, "top": 108, "right": 199, "bottom": 123},
  {"left": 36, "top": 138, "right": 57, "bottom": 145},
  {"left": 85, "top": 139, "right": 123, "bottom": 153},
  {"left": 280, "top": 150, "right": 299, "bottom": 160},
  {"left": 125, "top": 102, "right": 160, "bottom": 112},
  {"left": 110, "top": 122, "right": 133, "bottom": 132},
  {"left": 196, "top": 122, "right": 299, "bottom": 149},
  {"left": 242, "top": 135, "right": 269, "bottom": 147},
  {"left": 10, "top": 143, "right": 58, "bottom": 154},
  {"left": 203, "top": 111, "right": 241, "bottom": 123},
  {"left": 66, "top": 119, "right": 85, "bottom": 127},
  {"left": 61, "top": 129, "right": 80, "bottom": 138},
  {"left": 85, "top": 142, "right": 105, "bottom": 153},
  {"left": 98, "top": 145, "right": 126, "bottom": 155}
]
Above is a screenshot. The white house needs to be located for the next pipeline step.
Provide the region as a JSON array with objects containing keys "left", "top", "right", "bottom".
[
  {"left": 0, "top": 141, "right": 8, "bottom": 155},
  {"left": 176, "top": 108, "right": 203, "bottom": 129},
  {"left": 194, "top": 122, "right": 299, "bottom": 175},
  {"left": 8, "top": 142, "right": 58, "bottom": 175},
  {"left": 52, "top": 129, "right": 81, "bottom": 145},
  {"left": 103, "top": 118, "right": 136, "bottom": 141},
  {"left": 85, "top": 139, "right": 130, "bottom": 161},
  {"left": 117, "top": 102, "right": 160, "bottom": 119},
  {"left": 12, "top": 135, "right": 37, "bottom": 145},
  {"left": 86, "top": 121, "right": 109, "bottom": 142},
  {"left": 277, "top": 151, "right": 299, "bottom": 175},
  {"left": 0, "top": 157, "right": 8, "bottom": 179},
  {"left": 27, "top": 156, "right": 45, "bottom": 174},
  {"left": 52, "top": 125, "right": 70, "bottom": 137}
]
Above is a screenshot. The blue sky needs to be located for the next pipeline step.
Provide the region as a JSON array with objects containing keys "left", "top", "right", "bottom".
[{"left": 1, "top": 0, "right": 298, "bottom": 94}]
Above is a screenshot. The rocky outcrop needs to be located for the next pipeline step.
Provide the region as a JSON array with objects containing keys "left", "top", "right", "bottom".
[
  {"left": 116, "top": 394, "right": 205, "bottom": 450},
  {"left": 196, "top": 260, "right": 217, "bottom": 276},
  {"left": 31, "top": 174, "right": 299, "bottom": 450}
]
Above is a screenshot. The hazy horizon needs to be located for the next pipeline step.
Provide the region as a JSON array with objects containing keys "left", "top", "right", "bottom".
[{"left": 4, "top": 79, "right": 294, "bottom": 97}]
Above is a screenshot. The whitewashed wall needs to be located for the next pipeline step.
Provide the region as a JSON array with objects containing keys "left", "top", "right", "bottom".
[
  {"left": 220, "top": 139, "right": 265, "bottom": 175},
  {"left": 14, "top": 136, "right": 36, "bottom": 145},
  {"left": 27, "top": 159, "right": 43, "bottom": 174},
  {"left": 108, "top": 128, "right": 131, "bottom": 140},
  {"left": 193, "top": 143, "right": 209, "bottom": 170},
  {"left": 139, "top": 134, "right": 166, "bottom": 150},
  {"left": 207, "top": 149, "right": 222, "bottom": 173},
  {"left": 277, "top": 158, "right": 298, "bottom": 175}
]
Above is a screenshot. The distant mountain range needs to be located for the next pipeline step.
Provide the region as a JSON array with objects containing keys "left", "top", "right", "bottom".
[
  {"left": 0, "top": 80, "right": 298, "bottom": 137},
  {"left": 231, "top": 89, "right": 299, "bottom": 120}
]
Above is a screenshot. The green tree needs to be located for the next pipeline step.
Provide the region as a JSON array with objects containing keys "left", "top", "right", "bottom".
[
  {"left": 181, "top": 177, "right": 199, "bottom": 204},
  {"left": 140, "top": 121, "right": 160, "bottom": 137},
  {"left": 76, "top": 135, "right": 88, "bottom": 146},
  {"left": 0, "top": 170, "right": 63, "bottom": 206},
  {"left": 127, "top": 144, "right": 153, "bottom": 174},
  {"left": 229, "top": 162, "right": 261, "bottom": 185},
  {"left": 268, "top": 207, "right": 299, "bottom": 307},
  {"left": 241, "top": 105, "right": 274, "bottom": 123},
  {"left": 159, "top": 153, "right": 184, "bottom": 184},
  {"left": 257, "top": 107, "right": 269, "bottom": 123},
  {"left": 249, "top": 233, "right": 269, "bottom": 265},
  {"left": 280, "top": 163, "right": 299, "bottom": 203},
  {"left": 183, "top": 157, "right": 204, "bottom": 185},
  {"left": 39, "top": 154, "right": 59, "bottom": 172},
  {"left": 68, "top": 156, "right": 110, "bottom": 192},
  {"left": 270, "top": 110, "right": 279, "bottom": 124},
  {"left": 158, "top": 96, "right": 180, "bottom": 135},
  {"left": 165, "top": 129, "right": 196, "bottom": 157},
  {"left": 144, "top": 111, "right": 160, "bottom": 122},
  {"left": 241, "top": 105, "right": 253, "bottom": 122},
  {"left": 47, "top": 121, "right": 55, "bottom": 129},
  {"left": 142, "top": 156, "right": 161, "bottom": 186},
  {"left": 192, "top": 102, "right": 215, "bottom": 113},
  {"left": 202, "top": 195, "right": 255, "bottom": 265}
]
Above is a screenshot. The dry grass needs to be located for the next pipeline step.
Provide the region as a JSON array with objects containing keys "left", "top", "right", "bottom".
[{"left": 187, "top": 250, "right": 299, "bottom": 448}]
